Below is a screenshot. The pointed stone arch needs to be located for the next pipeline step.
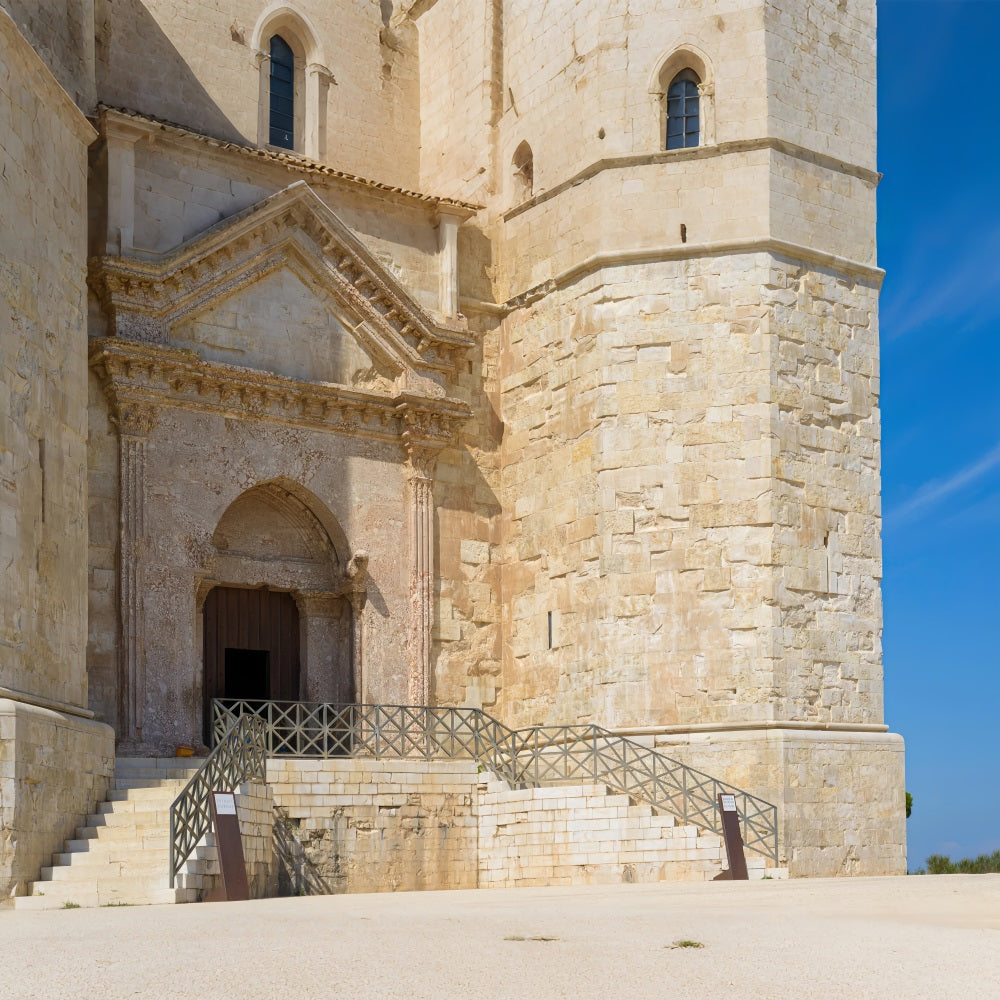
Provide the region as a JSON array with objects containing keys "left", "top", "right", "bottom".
[
  {"left": 648, "top": 43, "right": 716, "bottom": 149},
  {"left": 251, "top": 3, "right": 334, "bottom": 159}
]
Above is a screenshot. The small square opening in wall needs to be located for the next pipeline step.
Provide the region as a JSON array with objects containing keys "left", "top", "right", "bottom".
[{"left": 225, "top": 648, "right": 270, "bottom": 701}]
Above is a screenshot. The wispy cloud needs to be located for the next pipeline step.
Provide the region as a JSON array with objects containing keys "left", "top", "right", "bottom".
[
  {"left": 882, "top": 223, "right": 1000, "bottom": 341},
  {"left": 886, "top": 440, "right": 1000, "bottom": 525}
]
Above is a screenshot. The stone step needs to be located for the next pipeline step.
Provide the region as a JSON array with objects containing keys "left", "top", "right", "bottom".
[
  {"left": 68, "top": 829, "right": 170, "bottom": 848},
  {"left": 41, "top": 857, "right": 169, "bottom": 881},
  {"left": 113, "top": 777, "right": 191, "bottom": 791},
  {"left": 107, "top": 785, "right": 186, "bottom": 803},
  {"left": 85, "top": 808, "right": 172, "bottom": 827},
  {"left": 53, "top": 846, "right": 170, "bottom": 866},
  {"left": 75, "top": 823, "right": 167, "bottom": 841},
  {"left": 14, "top": 885, "right": 198, "bottom": 910},
  {"left": 97, "top": 799, "right": 174, "bottom": 816},
  {"left": 114, "top": 760, "right": 204, "bottom": 781}
]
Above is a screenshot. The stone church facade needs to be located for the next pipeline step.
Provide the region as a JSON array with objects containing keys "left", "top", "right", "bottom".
[{"left": 1, "top": 0, "right": 905, "bottom": 898}]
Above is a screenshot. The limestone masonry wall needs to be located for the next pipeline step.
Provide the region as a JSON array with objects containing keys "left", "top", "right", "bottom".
[
  {"left": 657, "top": 729, "right": 906, "bottom": 877},
  {"left": 1, "top": 0, "right": 96, "bottom": 107},
  {"left": 1, "top": 10, "right": 95, "bottom": 711},
  {"left": 266, "top": 758, "right": 735, "bottom": 894},
  {"left": 478, "top": 778, "right": 725, "bottom": 888},
  {"left": 0, "top": 701, "right": 114, "bottom": 902},
  {"left": 95, "top": 0, "right": 421, "bottom": 187},
  {"left": 268, "top": 758, "right": 481, "bottom": 894}
]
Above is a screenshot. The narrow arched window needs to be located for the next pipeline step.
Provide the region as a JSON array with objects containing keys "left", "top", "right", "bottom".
[
  {"left": 269, "top": 35, "right": 295, "bottom": 149},
  {"left": 665, "top": 69, "right": 700, "bottom": 150}
]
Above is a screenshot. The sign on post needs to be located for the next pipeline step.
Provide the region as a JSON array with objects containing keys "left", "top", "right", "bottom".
[
  {"left": 716, "top": 792, "right": 749, "bottom": 880},
  {"left": 211, "top": 791, "right": 250, "bottom": 901}
]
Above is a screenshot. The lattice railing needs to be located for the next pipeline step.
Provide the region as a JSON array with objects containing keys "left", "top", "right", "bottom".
[
  {"left": 211, "top": 700, "right": 778, "bottom": 864},
  {"left": 169, "top": 713, "right": 266, "bottom": 887}
]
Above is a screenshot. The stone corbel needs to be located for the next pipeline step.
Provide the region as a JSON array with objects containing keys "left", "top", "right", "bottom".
[{"left": 89, "top": 261, "right": 168, "bottom": 344}]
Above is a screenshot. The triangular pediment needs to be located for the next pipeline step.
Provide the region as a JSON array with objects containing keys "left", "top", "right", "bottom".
[
  {"left": 172, "top": 254, "right": 397, "bottom": 394},
  {"left": 90, "top": 182, "right": 472, "bottom": 390}
]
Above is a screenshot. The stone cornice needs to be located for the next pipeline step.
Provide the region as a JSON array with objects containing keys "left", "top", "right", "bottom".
[
  {"left": 502, "top": 236, "right": 884, "bottom": 313},
  {"left": 503, "top": 137, "right": 881, "bottom": 223},
  {"left": 90, "top": 338, "right": 470, "bottom": 450},
  {"left": 95, "top": 107, "right": 481, "bottom": 216},
  {"left": 89, "top": 181, "right": 474, "bottom": 378}
]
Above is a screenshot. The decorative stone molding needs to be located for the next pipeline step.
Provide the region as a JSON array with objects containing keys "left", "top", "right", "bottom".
[
  {"left": 90, "top": 339, "right": 470, "bottom": 445},
  {"left": 117, "top": 406, "right": 154, "bottom": 743},
  {"left": 88, "top": 181, "right": 474, "bottom": 377},
  {"left": 116, "top": 401, "right": 159, "bottom": 438},
  {"left": 401, "top": 436, "right": 446, "bottom": 706}
]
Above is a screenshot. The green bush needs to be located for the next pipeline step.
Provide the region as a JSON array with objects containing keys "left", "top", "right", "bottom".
[{"left": 924, "top": 850, "right": 1000, "bottom": 875}]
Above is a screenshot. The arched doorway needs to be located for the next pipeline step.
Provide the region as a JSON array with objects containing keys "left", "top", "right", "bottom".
[{"left": 200, "top": 479, "right": 361, "bottom": 743}]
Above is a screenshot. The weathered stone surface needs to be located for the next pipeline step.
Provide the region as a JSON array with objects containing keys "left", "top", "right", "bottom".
[
  {"left": 0, "top": 701, "right": 114, "bottom": 902},
  {"left": 1, "top": 0, "right": 903, "bottom": 883}
]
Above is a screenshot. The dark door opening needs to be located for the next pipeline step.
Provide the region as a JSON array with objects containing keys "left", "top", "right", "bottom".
[
  {"left": 203, "top": 586, "right": 300, "bottom": 744},
  {"left": 224, "top": 648, "right": 270, "bottom": 701}
]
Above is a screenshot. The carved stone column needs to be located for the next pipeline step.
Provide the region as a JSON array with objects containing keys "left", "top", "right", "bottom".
[
  {"left": 116, "top": 401, "right": 157, "bottom": 744},
  {"left": 403, "top": 444, "right": 438, "bottom": 706}
]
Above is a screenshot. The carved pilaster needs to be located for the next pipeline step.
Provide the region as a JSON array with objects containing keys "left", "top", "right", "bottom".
[
  {"left": 404, "top": 445, "right": 439, "bottom": 707},
  {"left": 344, "top": 552, "right": 368, "bottom": 703},
  {"left": 116, "top": 401, "right": 157, "bottom": 743}
]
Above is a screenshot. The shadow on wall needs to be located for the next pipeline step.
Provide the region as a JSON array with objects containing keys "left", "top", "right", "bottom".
[
  {"left": 96, "top": 0, "right": 241, "bottom": 143},
  {"left": 274, "top": 809, "right": 341, "bottom": 896}
]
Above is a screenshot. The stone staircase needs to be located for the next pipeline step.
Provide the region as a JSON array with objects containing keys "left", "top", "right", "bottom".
[{"left": 14, "top": 758, "right": 208, "bottom": 910}]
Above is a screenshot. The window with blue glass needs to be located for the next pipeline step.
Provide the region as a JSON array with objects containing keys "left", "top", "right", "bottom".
[
  {"left": 269, "top": 35, "right": 295, "bottom": 149},
  {"left": 665, "top": 69, "right": 700, "bottom": 150}
]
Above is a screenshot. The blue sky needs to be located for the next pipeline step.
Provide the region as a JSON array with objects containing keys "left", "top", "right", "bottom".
[{"left": 877, "top": 0, "right": 1000, "bottom": 868}]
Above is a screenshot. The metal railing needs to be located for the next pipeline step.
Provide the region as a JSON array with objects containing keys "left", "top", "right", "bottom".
[
  {"left": 213, "top": 699, "right": 779, "bottom": 864},
  {"left": 169, "top": 712, "right": 267, "bottom": 887}
]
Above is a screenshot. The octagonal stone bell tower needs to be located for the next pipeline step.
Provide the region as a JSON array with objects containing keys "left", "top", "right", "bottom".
[{"left": 413, "top": 0, "right": 905, "bottom": 877}]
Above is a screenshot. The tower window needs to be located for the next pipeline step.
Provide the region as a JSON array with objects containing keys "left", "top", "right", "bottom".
[
  {"left": 665, "top": 69, "right": 700, "bottom": 150},
  {"left": 269, "top": 35, "right": 295, "bottom": 149}
]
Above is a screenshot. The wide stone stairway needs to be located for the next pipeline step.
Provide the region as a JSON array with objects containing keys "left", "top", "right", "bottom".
[{"left": 14, "top": 758, "right": 207, "bottom": 910}]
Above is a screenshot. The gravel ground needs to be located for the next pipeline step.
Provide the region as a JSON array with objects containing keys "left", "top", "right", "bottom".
[{"left": 2, "top": 875, "right": 998, "bottom": 999}]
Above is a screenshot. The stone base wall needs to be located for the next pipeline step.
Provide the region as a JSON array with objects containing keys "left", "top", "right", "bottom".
[
  {"left": 0, "top": 700, "right": 115, "bottom": 903},
  {"left": 478, "top": 780, "right": 726, "bottom": 888},
  {"left": 265, "top": 758, "right": 741, "bottom": 895},
  {"left": 234, "top": 781, "right": 276, "bottom": 897},
  {"left": 267, "top": 758, "right": 481, "bottom": 895},
  {"left": 653, "top": 727, "right": 907, "bottom": 877}
]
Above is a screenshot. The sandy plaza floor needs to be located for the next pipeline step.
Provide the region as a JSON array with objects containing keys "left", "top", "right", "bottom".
[{"left": 1, "top": 874, "right": 998, "bottom": 999}]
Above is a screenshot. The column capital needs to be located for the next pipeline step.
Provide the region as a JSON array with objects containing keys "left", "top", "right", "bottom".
[{"left": 116, "top": 400, "right": 159, "bottom": 438}]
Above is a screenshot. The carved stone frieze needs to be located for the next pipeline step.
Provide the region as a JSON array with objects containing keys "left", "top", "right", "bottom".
[
  {"left": 88, "top": 181, "right": 474, "bottom": 377},
  {"left": 90, "top": 338, "right": 470, "bottom": 446}
]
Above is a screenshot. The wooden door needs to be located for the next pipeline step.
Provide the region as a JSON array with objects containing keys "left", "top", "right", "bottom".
[{"left": 203, "top": 587, "right": 300, "bottom": 739}]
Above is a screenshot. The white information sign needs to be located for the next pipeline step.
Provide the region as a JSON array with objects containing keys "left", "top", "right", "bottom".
[
  {"left": 214, "top": 792, "right": 237, "bottom": 815},
  {"left": 720, "top": 794, "right": 737, "bottom": 813}
]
